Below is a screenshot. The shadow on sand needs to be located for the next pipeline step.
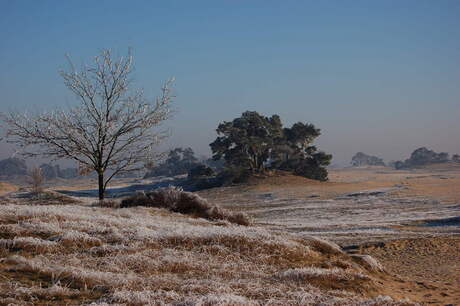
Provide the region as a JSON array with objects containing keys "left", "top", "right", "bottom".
[
  {"left": 418, "top": 216, "right": 460, "bottom": 227},
  {"left": 55, "top": 177, "right": 189, "bottom": 198}
]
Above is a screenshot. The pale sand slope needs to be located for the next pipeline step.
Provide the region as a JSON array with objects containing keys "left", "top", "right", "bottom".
[
  {"left": 197, "top": 165, "right": 460, "bottom": 305},
  {"left": 0, "top": 181, "right": 17, "bottom": 196}
]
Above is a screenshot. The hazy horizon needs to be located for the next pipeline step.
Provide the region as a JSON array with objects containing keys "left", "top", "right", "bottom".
[{"left": 1, "top": 1, "right": 459, "bottom": 166}]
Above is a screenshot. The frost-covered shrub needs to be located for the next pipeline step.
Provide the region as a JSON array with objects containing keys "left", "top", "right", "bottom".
[{"left": 120, "top": 187, "right": 250, "bottom": 226}]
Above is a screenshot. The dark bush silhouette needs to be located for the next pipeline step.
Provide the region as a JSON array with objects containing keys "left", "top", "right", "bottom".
[{"left": 188, "top": 164, "right": 215, "bottom": 180}]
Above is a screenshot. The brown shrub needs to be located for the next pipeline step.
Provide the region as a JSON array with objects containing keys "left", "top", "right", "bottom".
[
  {"left": 120, "top": 187, "right": 250, "bottom": 226},
  {"left": 94, "top": 199, "right": 119, "bottom": 208},
  {"left": 119, "top": 192, "right": 153, "bottom": 207}
]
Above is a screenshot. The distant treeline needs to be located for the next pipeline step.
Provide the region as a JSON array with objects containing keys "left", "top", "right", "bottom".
[
  {"left": 0, "top": 157, "right": 78, "bottom": 179},
  {"left": 350, "top": 147, "right": 460, "bottom": 169},
  {"left": 392, "top": 147, "right": 459, "bottom": 169},
  {"left": 351, "top": 152, "right": 385, "bottom": 167}
]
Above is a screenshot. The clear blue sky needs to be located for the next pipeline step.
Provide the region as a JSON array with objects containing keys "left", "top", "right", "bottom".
[{"left": 1, "top": 0, "right": 459, "bottom": 165}]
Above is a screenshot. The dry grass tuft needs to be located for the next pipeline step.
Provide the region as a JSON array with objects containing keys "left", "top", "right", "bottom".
[
  {"left": 94, "top": 199, "right": 120, "bottom": 208},
  {"left": 0, "top": 237, "right": 58, "bottom": 253},
  {"left": 351, "top": 254, "right": 385, "bottom": 273},
  {"left": 121, "top": 187, "right": 250, "bottom": 226},
  {"left": 301, "top": 236, "right": 345, "bottom": 255},
  {"left": 276, "top": 267, "right": 370, "bottom": 283}
]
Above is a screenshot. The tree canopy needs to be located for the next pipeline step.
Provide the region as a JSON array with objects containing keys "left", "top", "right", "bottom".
[
  {"left": 210, "top": 111, "right": 332, "bottom": 181},
  {"left": 210, "top": 111, "right": 282, "bottom": 173}
]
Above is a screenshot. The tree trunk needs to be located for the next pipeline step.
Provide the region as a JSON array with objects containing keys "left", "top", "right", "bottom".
[{"left": 98, "top": 172, "right": 104, "bottom": 200}]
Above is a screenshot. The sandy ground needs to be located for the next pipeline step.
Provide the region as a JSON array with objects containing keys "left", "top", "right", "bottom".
[
  {"left": 361, "top": 237, "right": 460, "bottom": 305},
  {"left": 196, "top": 165, "right": 460, "bottom": 305}
]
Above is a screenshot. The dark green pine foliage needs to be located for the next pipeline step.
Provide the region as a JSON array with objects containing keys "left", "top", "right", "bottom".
[
  {"left": 210, "top": 111, "right": 332, "bottom": 181},
  {"left": 210, "top": 111, "right": 283, "bottom": 173},
  {"left": 272, "top": 122, "right": 331, "bottom": 181}
]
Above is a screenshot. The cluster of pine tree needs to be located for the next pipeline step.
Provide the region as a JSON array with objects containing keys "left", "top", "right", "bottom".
[{"left": 210, "top": 111, "right": 332, "bottom": 181}]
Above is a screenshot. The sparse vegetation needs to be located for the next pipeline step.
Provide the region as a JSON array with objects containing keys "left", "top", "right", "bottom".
[{"left": 28, "top": 166, "right": 44, "bottom": 194}]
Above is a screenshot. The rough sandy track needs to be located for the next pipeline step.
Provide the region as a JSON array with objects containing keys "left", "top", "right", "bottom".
[{"left": 361, "top": 237, "right": 460, "bottom": 305}]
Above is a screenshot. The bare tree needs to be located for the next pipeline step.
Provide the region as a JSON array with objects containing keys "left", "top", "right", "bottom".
[{"left": 2, "top": 49, "right": 174, "bottom": 199}]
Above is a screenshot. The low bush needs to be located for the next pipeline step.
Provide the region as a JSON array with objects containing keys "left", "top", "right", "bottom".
[
  {"left": 120, "top": 187, "right": 250, "bottom": 226},
  {"left": 188, "top": 164, "right": 215, "bottom": 180}
]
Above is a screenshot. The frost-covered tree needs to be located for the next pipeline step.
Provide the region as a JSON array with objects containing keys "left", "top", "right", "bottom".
[{"left": 2, "top": 49, "right": 174, "bottom": 199}]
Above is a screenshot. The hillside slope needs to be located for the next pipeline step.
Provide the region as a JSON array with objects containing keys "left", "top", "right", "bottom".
[{"left": 0, "top": 200, "right": 412, "bottom": 305}]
